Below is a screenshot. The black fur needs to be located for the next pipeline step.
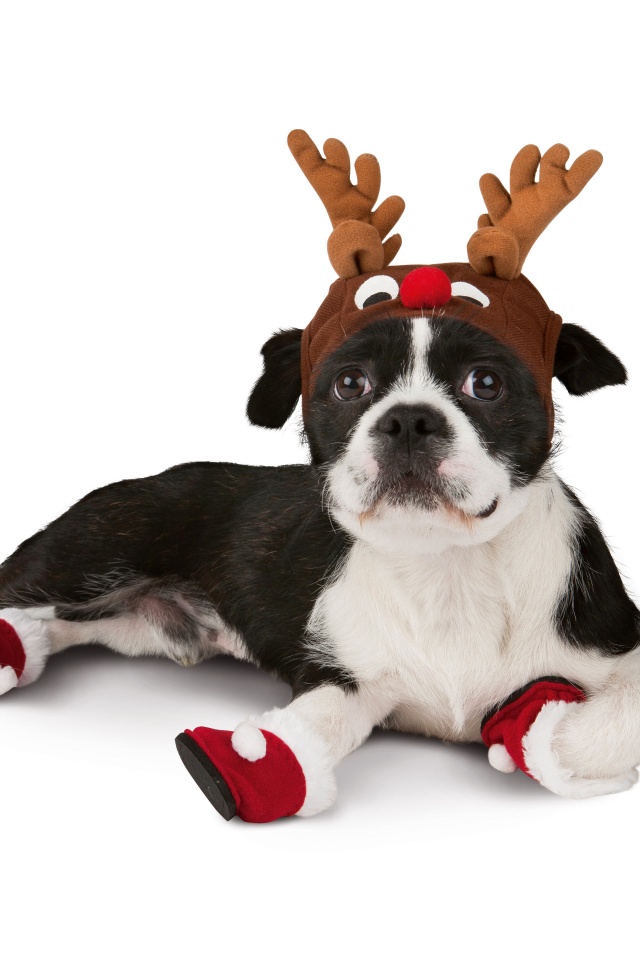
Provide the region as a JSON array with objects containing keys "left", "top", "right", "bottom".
[
  {"left": 0, "top": 462, "right": 355, "bottom": 691},
  {"left": 246, "top": 328, "right": 302, "bottom": 428},
  {"left": 428, "top": 318, "right": 551, "bottom": 482},
  {"left": 554, "top": 323, "right": 627, "bottom": 395},
  {"left": 308, "top": 315, "right": 413, "bottom": 465},
  {"left": 555, "top": 483, "right": 640, "bottom": 655}
]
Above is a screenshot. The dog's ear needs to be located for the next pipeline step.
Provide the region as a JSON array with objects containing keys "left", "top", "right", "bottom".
[
  {"left": 554, "top": 323, "right": 627, "bottom": 395},
  {"left": 247, "top": 328, "right": 303, "bottom": 428}
]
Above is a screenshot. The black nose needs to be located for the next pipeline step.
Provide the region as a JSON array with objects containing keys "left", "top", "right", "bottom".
[{"left": 376, "top": 404, "right": 448, "bottom": 454}]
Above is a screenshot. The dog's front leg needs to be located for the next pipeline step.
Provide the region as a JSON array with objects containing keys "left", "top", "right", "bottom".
[
  {"left": 176, "top": 682, "right": 395, "bottom": 823},
  {"left": 551, "top": 669, "right": 640, "bottom": 792},
  {"left": 482, "top": 662, "right": 640, "bottom": 798}
]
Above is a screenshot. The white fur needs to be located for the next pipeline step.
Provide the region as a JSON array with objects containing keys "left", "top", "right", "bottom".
[
  {"left": 553, "top": 663, "right": 640, "bottom": 779},
  {"left": 522, "top": 700, "right": 638, "bottom": 798},
  {"left": 0, "top": 608, "right": 50, "bottom": 688},
  {"left": 287, "top": 684, "right": 396, "bottom": 764},
  {"left": 214, "top": 627, "right": 251, "bottom": 661},
  {"left": 409, "top": 316, "right": 433, "bottom": 385},
  {"left": 23, "top": 606, "right": 56, "bottom": 620},
  {"left": 44, "top": 599, "right": 248, "bottom": 668}
]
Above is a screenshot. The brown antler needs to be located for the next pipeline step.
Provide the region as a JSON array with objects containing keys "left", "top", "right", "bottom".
[
  {"left": 288, "top": 129, "right": 405, "bottom": 280},
  {"left": 467, "top": 144, "right": 603, "bottom": 280}
]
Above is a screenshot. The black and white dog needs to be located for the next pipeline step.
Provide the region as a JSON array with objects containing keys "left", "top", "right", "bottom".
[
  {"left": 1, "top": 136, "right": 639, "bottom": 822},
  {"left": 1, "top": 306, "right": 638, "bottom": 816}
]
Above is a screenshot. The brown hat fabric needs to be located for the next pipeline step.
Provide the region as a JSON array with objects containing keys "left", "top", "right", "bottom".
[
  {"left": 467, "top": 144, "right": 603, "bottom": 280},
  {"left": 301, "top": 263, "right": 561, "bottom": 425},
  {"left": 288, "top": 129, "right": 405, "bottom": 279}
]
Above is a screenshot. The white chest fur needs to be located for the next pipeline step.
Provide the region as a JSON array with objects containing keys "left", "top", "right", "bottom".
[{"left": 307, "top": 473, "right": 619, "bottom": 741}]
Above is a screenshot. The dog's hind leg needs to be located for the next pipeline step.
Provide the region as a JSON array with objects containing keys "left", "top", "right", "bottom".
[
  {"left": 0, "top": 608, "right": 52, "bottom": 694},
  {"left": 0, "top": 583, "right": 223, "bottom": 696},
  {"left": 0, "top": 605, "right": 159, "bottom": 695},
  {"left": 0, "top": 466, "right": 238, "bottom": 694}
]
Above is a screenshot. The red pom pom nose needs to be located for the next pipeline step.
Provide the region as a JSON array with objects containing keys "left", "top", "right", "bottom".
[{"left": 400, "top": 267, "right": 452, "bottom": 310}]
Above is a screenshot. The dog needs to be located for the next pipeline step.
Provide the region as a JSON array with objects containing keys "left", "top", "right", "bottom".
[{"left": 1, "top": 131, "right": 638, "bottom": 823}]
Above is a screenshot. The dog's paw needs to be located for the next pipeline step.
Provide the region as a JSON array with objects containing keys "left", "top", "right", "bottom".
[
  {"left": 0, "top": 610, "right": 50, "bottom": 691},
  {"left": 523, "top": 700, "right": 639, "bottom": 799},
  {"left": 176, "top": 722, "right": 309, "bottom": 823},
  {"left": 177, "top": 708, "right": 338, "bottom": 823}
]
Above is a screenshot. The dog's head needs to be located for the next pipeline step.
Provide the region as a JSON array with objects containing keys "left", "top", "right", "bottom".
[{"left": 247, "top": 133, "right": 626, "bottom": 553}]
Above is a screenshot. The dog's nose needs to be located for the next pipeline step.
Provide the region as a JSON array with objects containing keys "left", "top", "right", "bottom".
[{"left": 376, "top": 404, "right": 448, "bottom": 454}]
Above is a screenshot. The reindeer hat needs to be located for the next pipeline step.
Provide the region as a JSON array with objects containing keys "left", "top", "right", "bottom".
[{"left": 289, "top": 130, "right": 603, "bottom": 430}]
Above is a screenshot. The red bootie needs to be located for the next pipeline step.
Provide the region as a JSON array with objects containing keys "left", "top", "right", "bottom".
[
  {"left": 482, "top": 677, "right": 586, "bottom": 777},
  {"left": 0, "top": 610, "right": 49, "bottom": 695},
  {"left": 481, "top": 676, "right": 638, "bottom": 798},
  {"left": 0, "top": 619, "right": 26, "bottom": 693},
  {"left": 176, "top": 711, "right": 336, "bottom": 823}
]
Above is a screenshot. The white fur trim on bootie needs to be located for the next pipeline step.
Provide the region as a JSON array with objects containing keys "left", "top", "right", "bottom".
[
  {"left": 238, "top": 708, "right": 337, "bottom": 817},
  {"left": 522, "top": 700, "right": 639, "bottom": 799},
  {"left": 0, "top": 608, "right": 50, "bottom": 688},
  {"left": 0, "top": 665, "right": 19, "bottom": 695}
]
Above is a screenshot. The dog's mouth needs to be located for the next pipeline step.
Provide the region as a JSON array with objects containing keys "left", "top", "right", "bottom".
[
  {"left": 475, "top": 497, "right": 498, "bottom": 519},
  {"left": 359, "top": 470, "right": 499, "bottom": 523}
]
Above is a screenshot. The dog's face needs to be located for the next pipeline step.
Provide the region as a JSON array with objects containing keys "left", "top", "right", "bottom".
[
  {"left": 307, "top": 314, "right": 549, "bottom": 552},
  {"left": 248, "top": 269, "right": 626, "bottom": 554}
]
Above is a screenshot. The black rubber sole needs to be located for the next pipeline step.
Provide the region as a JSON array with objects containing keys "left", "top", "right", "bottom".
[{"left": 175, "top": 733, "right": 237, "bottom": 821}]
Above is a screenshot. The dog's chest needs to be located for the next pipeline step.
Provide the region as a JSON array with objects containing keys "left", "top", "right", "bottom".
[
  {"left": 309, "top": 542, "right": 507, "bottom": 736},
  {"left": 306, "top": 490, "right": 607, "bottom": 740}
]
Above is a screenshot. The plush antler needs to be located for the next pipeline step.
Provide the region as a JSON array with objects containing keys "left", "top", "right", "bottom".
[
  {"left": 288, "top": 129, "right": 405, "bottom": 280},
  {"left": 467, "top": 144, "right": 603, "bottom": 280}
]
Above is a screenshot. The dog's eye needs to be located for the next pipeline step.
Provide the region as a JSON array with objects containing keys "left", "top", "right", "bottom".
[
  {"left": 334, "top": 369, "right": 372, "bottom": 401},
  {"left": 451, "top": 281, "right": 490, "bottom": 308},
  {"left": 354, "top": 275, "right": 400, "bottom": 310},
  {"left": 462, "top": 369, "right": 503, "bottom": 401}
]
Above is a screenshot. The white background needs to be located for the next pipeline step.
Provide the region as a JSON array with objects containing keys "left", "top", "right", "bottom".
[{"left": 1, "top": 2, "right": 638, "bottom": 958}]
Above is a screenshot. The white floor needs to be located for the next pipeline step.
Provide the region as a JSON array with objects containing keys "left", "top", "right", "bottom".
[{"left": 2, "top": 645, "right": 638, "bottom": 959}]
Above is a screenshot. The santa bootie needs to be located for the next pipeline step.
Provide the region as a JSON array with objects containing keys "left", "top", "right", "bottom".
[
  {"left": 176, "top": 709, "right": 336, "bottom": 823},
  {"left": 481, "top": 676, "right": 638, "bottom": 798},
  {"left": 0, "top": 609, "right": 49, "bottom": 695}
]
